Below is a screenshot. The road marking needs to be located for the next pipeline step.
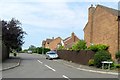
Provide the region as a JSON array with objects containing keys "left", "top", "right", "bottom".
[
  {"left": 77, "top": 68, "right": 118, "bottom": 75},
  {"left": 45, "top": 64, "right": 56, "bottom": 72},
  {"left": 56, "top": 60, "right": 118, "bottom": 75},
  {"left": 37, "top": 60, "right": 43, "bottom": 64},
  {"left": 63, "top": 63, "right": 76, "bottom": 68},
  {"left": 62, "top": 75, "right": 71, "bottom": 80}
]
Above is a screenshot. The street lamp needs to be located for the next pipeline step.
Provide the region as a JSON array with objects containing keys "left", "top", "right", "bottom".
[{"left": 42, "top": 46, "right": 44, "bottom": 55}]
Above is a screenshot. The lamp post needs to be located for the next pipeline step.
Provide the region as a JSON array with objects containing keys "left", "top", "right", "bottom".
[{"left": 42, "top": 45, "right": 44, "bottom": 55}]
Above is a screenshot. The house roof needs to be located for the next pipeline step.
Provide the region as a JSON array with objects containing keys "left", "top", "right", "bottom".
[
  {"left": 97, "top": 5, "right": 120, "bottom": 16},
  {"left": 83, "top": 4, "right": 120, "bottom": 31},
  {"left": 46, "top": 39, "right": 54, "bottom": 43},
  {"left": 65, "top": 42, "right": 75, "bottom": 48},
  {"left": 63, "top": 37, "right": 71, "bottom": 42},
  {"left": 42, "top": 38, "right": 53, "bottom": 45}
]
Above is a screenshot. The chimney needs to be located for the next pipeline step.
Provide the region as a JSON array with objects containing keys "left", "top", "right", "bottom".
[
  {"left": 88, "top": 4, "right": 95, "bottom": 22},
  {"left": 71, "top": 32, "right": 75, "bottom": 42},
  {"left": 88, "top": 4, "right": 95, "bottom": 44}
]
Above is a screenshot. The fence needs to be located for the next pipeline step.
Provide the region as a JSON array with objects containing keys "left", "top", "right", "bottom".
[{"left": 57, "top": 50, "right": 95, "bottom": 65}]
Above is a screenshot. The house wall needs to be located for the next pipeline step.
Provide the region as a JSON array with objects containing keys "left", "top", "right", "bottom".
[
  {"left": 44, "top": 42, "right": 50, "bottom": 49},
  {"left": 84, "top": 23, "right": 92, "bottom": 47},
  {"left": 64, "top": 33, "right": 79, "bottom": 49},
  {"left": 93, "top": 7, "right": 118, "bottom": 59},
  {"left": 84, "top": 6, "right": 118, "bottom": 60},
  {"left": 49, "top": 37, "right": 62, "bottom": 50}
]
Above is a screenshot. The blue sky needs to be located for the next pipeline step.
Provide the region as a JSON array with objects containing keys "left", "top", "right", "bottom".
[{"left": 0, "top": 0, "right": 118, "bottom": 49}]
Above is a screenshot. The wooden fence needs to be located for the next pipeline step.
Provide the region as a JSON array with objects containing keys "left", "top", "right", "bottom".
[{"left": 57, "top": 50, "right": 95, "bottom": 65}]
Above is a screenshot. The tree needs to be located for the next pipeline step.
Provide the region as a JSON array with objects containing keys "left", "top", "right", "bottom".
[
  {"left": 72, "top": 40, "right": 87, "bottom": 51},
  {"left": 28, "top": 45, "right": 37, "bottom": 53},
  {"left": 2, "top": 18, "right": 26, "bottom": 57}
]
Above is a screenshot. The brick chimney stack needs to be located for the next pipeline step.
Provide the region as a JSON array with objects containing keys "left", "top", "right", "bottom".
[
  {"left": 88, "top": 4, "right": 95, "bottom": 22},
  {"left": 88, "top": 4, "right": 95, "bottom": 44},
  {"left": 71, "top": 32, "right": 75, "bottom": 42}
]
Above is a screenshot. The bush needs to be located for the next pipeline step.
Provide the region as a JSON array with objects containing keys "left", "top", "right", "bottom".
[
  {"left": 37, "top": 47, "right": 50, "bottom": 54},
  {"left": 115, "top": 51, "right": 120, "bottom": 59},
  {"left": 114, "top": 64, "right": 120, "bottom": 68},
  {"left": 88, "top": 44, "right": 109, "bottom": 52},
  {"left": 13, "top": 52, "right": 17, "bottom": 56},
  {"left": 94, "top": 50, "right": 111, "bottom": 68},
  {"left": 57, "top": 45, "right": 65, "bottom": 50},
  {"left": 88, "top": 59, "right": 94, "bottom": 66},
  {"left": 72, "top": 40, "right": 87, "bottom": 51}
]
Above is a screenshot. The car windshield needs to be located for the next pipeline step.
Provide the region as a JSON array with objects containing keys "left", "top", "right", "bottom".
[{"left": 48, "top": 53, "right": 56, "bottom": 55}]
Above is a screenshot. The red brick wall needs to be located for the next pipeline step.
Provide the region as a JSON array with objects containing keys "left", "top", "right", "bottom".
[
  {"left": 84, "top": 6, "right": 118, "bottom": 60},
  {"left": 49, "top": 37, "right": 62, "bottom": 50},
  {"left": 92, "top": 7, "right": 118, "bottom": 59},
  {"left": 64, "top": 35, "right": 79, "bottom": 49}
]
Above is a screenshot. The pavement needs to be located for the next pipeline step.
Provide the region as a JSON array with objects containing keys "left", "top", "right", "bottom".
[
  {"left": 1, "top": 53, "right": 119, "bottom": 75},
  {"left": 0, "top": 56, "right": 21, "bottom": 71},
  {"left": 57, "top": 60, "right": 119, "bottom": 75}
]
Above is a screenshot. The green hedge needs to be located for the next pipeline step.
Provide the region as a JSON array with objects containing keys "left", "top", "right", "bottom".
[
  {"left": 115, "top": 51, "right": 120, "bottom": 59},
  {"left": 88, "top": 44, "right": 109, "bottom": 52},
  {"left": 72, "top": 40, "right": 87, "bottom": 51},
  {"left": 88, "top": 59, "right": 94, "bottom": 66},
  {"left": 94, "top": 50, "right": 111, "bottom": 68},
  {"left": 37, "top": 47, "right": 50, "bottom": 54}
]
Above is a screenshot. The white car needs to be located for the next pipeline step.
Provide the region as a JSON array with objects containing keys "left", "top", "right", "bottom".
[
  {"left": 28, "top": 50, "right": 32, "bottom": 54},
  {"left": 45, "top": 51, "right": 58, "bottom": 60}
]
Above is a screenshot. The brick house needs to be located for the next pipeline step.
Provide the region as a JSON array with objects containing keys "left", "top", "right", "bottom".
[
  {"left": 42, "top": 37, "right": 63, "bottom": 50},
  {"left": 84, "top": 4, "right": 120, "bottom": 59},
  {"left": 63, "top": 32, "right": 80, "bottom": 49}
]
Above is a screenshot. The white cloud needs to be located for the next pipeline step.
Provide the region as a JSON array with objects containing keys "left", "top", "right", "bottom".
[
  {"left": 0, "top": 0, "right": 118, "bottom": 49},
  {"left": 0, "top": 1, "right": 86, "bottom": 30}
]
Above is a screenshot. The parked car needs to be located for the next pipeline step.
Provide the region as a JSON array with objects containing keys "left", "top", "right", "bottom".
[
  {"left": 28, "top": 50, "right": 32, "bottom": 54},
  {"left": 45, "top": 51, "right": 58, "bottom": 60}
]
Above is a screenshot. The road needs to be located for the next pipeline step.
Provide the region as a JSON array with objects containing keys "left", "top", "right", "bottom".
[{"left": 2, "top": 53, "right": 119, "bottom": 79}]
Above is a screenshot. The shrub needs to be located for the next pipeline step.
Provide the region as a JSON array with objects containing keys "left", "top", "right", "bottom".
[
  {"left": 94, "top": 50, "right": 111, "bottom": 68},
  {"left": 88, "top": 59, "right": 94, "bottom": 66},
  {"left": 57, "top": 45, "right": 65, "bottom": 50},
  {"left": 88, "top": 44, "right": 109, "bottom": 52},
  {"left": 13, "top": 52, "right": 17, "bottom": 56},
  {"left": 114, "top": 64, "right": 120, "bottom": 68},
  {"left": 115, "top": 51, "right": 120, "bottom": 59},
  {"left": 72, "top": 40, "right": 87, "bottom": 51}
]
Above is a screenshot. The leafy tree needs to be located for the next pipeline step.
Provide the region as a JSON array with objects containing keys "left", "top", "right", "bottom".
[
  {"left": 2, "top": 18, "right": 26, "bottom": 57},
  {"left": 28, "top": 45, "right": 37, "bottom": 53},
  {"left": 72, "top": 40, "right": 87, "bottom": 51},
  {"left": 36, "top": 47, "right": 50, "bottom": 54}
]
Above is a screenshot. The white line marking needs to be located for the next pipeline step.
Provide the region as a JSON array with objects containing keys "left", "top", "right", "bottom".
[
  {"left": 63, "top": 63, "right": 77, "bottom": 69},
  {"left": 37, "top": 60, "right": 43, "bottom": 64},
  {"left": 45, "top": 64, "right": 56, "bottom": 72},
  {"left": 62, "top": 75, "right": 71, "bottom": 80},
  {"left": 77, "top": 68, "right": 118, "bottom": 75},
  {"left": 63, "top": 62, "right": 118, "bottom": 75}
]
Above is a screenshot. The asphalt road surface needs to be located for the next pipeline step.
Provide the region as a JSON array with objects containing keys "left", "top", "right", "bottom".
[{"left": 2, "top": 53, "right": 119, "bottom": 80}]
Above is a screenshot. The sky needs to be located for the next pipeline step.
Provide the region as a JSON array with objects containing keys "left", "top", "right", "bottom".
[{"left": 0, "top": 0, "right": 118, "bottom": 49}]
